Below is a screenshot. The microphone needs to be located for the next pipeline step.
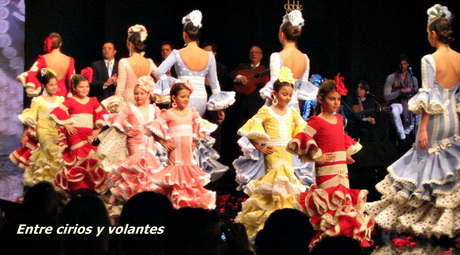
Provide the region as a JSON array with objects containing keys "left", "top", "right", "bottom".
[
  {"left": 408, "top": 67, "right": 414, "bottom": 76},
  {"left": 366, "top": 91, "right": 375, "bottom": 98}
]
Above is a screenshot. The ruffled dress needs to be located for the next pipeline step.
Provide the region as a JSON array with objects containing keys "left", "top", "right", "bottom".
[
  {"left": 145, "top": 107, "right": 217, "bottom": 209},
  {"left": 17, "top": 55, "right": 75, "bottom": 97},
  {"left": 98, "top": 58, "right": 158, "bottom": 169},
  {"left": 366, "top": 54, "right": 460, "bottom": 238},
  {"left": 108, "top": 104, "right": 165, "bottom": 202},
  {"left": 50, "top": 97, "right": 110, "bottom": 193},
  {"left": 259, "top": 53, "right": 318, "bottom": 111},
  {"left": 287, "top": 114, "right": 374, "bottom": 246},
  {"left": 153, "top": 49, "right": 233, "bottom": 179},
  {"left": 234, "top": 105, "right": 307, "bottom": 241},
  {"left": 9, "top": 96, "right": 67, "bottom": 186}
]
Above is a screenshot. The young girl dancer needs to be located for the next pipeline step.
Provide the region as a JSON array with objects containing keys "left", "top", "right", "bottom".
[
  {"left": 367, "top": 4, "right": 460, "bottom": 238},
  {"left": 10, "top": 69, "right": 66, "bottom": 186},
  {"left": 109, "top": 76, "right": 164, "bottom": 202},
  {"left": 234, "top": 67, "right": 306, "bottom": 241},
  {"left": 287, "top": 76, "right": 374, "bottom": 246},
  {"left": 50, "top": 74, "right": 109, "bottom": 194},
  {"left": 145, "top": 81, "right": 217, "bottom": 209}
]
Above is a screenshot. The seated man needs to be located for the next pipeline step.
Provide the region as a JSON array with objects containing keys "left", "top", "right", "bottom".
[
  {"left": 351, "top": 80, "right": 378, "bottom": 142},
  {"left": 383, "top": 54, "right": 418, "bottom": 140}
]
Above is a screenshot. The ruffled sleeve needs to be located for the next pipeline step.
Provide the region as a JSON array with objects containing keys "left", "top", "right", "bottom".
[
  {"left": 104, "top": 104, "right": 132, "bottom": 132},
  {"left": 259, "top": 53, "right": 281, "bottom": 100},
  {"left": 192, "top": 108, "right": 218, "bottom": 140},
  {"left": 144, "top": 109, "right": 170, "bottom": 140},
  {"left": 296, "top": 54, "right": 318, "bottom": 101},
  {"left": 408, "top": 55, "right": 448, "bottom": 115},
  {"left": 206, "top": 53, "right": 236, "bottom": 111},
  {"left": 291, "top": 107, "right": 307, "bottom": 136},
  {"left": 50, "top": 98, "right": 73, "bottom": 125},
  {"left": 344, "top": 133, "right": 362, "bottom": 156},
  {"left": 18, "top": 97, "right": 41, "bottom": 126},
  {"left": 237, "top": 105, "right": 271, "bottom": 142},
  {"left": 101, "top": 95, "right": 125, "bottom": 113},
  {"left": 287, "top": 116, "right": 322, "bottom": 162},
  {"left": 92, "top": 98, "right": 108, "bottom": 129},
  {"left": 154, "top": 51, "right": 179, "bottom": 104},
  {"left": 17, "top": 56, "right": 46, "bottom": 97}
]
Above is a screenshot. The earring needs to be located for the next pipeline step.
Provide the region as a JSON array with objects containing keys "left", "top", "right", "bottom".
[
  {"left": 172, "top": 101, "right": 177, "bottom": 108},
  {"left": 272, "top": 98, "right": 278, "bottom": 106},
  {"left": 42, "top": 90, "right": 48, "bottom": 96}
]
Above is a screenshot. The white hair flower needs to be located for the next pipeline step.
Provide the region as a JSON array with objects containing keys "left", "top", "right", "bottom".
[
  {"left": 282, "top": 10, "right": 304, "bottom": 27},
  {"left": 182, "top": 10, "right": 202, "bottom": 28},
  {"left": 128, "top": 24, "right": 148, "bottom": 42},
  {"left": 137, "top": 75, "right": 155, "bottom": 93},
  {"left": 427, "top": 4, "right": 452, "bottom": 24}
]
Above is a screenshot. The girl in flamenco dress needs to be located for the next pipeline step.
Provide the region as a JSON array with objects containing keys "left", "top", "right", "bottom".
[
  {"left": 367, "top": 4, "right": 460, "bottom": 238},
  {"left": 287, "top": 76, "right": 374, "bottom": 247},
  {"left": 108, "top": 76, "right": 164, "bottom": 203},
  {"left": 234, "top": 67, "right": 306, "bottom": 241},
  {"left": 153, "top": 10, "right": 235, "bottom": 180},
  {"left": 10, "top": 68, "right": 66, "bottom": 187},
  {"left": 50, "top": 74, "right": 109, "bottom": 194},
  {"left": 145, "top": 81, "right": 217, "bottom": 209},
  {"left": 17, "top": 32, "right": 75, "bottom": 98}
]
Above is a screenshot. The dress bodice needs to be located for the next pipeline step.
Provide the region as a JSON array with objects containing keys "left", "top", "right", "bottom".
[{"left": 116, "top": 58, "right": 156, "bottom": 104}]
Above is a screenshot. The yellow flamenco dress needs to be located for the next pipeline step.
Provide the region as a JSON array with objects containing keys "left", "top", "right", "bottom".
[{"left": 235, "top": 105, "right": 307, "bottom": 241}]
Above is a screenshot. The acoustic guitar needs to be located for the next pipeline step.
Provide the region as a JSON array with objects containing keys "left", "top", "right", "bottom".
[
  {"left": 233, "top": 66, "right": 270, "bottom": 95},
  {"left": 354, "top": 106, "right": 391, "bottom": 118}
]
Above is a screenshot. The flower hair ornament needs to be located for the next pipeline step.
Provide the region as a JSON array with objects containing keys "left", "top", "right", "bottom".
[
  {"left": 40, "top": 67, "right": 57, "bottom": 77},
  {"left": 277, "top": 66, "right": 296, "bottom": 84},
  {"left": 43, "top": 36, "right": 54, "bottom": 53},
  {"left": 137, "top": 75, "right": 155, "bottom": 93},
  {"left": 334, "top": 73, "right": 348, "bottom": 96},
  {"left": 182, "top": 10, "right": 203, "bottom": 28},
  {"left": 172, "top": 79, "right": 194, "bottom": 94},
  {"left": 282, "top": 10, "right": 305, "bottom": 27},
  {"left": 427, "top": 4, "right": 452, "bottom": 24},
  {"left": 80, "top": 67, "right": 93, "bottom": 84},
  {"left": 128, "top": 24, "right": 148, "bottom": 42}
]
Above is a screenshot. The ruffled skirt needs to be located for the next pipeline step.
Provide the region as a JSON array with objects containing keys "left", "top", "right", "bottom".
[
  {"left": 194, "top": 136, "right": 228, "bottom": 181},
  {"left": 153, "top": 164, "right": 216, "bottom": 210},
  {"left": 366, "top": 138, "right": 460, "bottom": 238},
  {"left": 300, "top": 183, "right": 374, "bottom": 247},
  {"left": 235, "top": 163, "right": 305, "bottom": 241}
]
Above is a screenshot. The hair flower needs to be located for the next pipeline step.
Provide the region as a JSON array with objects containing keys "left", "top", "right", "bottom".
[
  {"left": 137, "top": 75, "right": 155, "bottom": 93},
  {"left": 182, "top": 10, "right": 203, "bottom": 28},
  {"left": 43, "top": 36, "right": 54, "bottom": 53},
  {"left": 128, "top": 24, "right": 148, "bottom": 42},
  {"left": 427, "top": 4, "right": 452, "bottom": 24},
  {"left": 277, "top": 67, "right": 296, "bottom": 84},
  {"left": 334, "top": 73, "right": 348, "bottom": 96},
  {"left": 173, "top": 79, "right": 195, "bottom": 94},
  {"left": 309, "top": 74, "right": 324, "bottom": 87},
  {"left": 283, "top": 10, "right": 304, "bottom": 27},
  {"left": 40, "top": 67, "right": 57, "bottom": 77},
  {"left": 80, "top": 67, "right": 93, "bottom": 83}
]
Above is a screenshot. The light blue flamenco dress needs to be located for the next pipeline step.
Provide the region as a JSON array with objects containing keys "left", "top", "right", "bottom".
[
  {"left": 153, "top": 49, "right": 235, "bottom": 180},
  {"left": 259, "top": 52, "right": 318, "bottom": 111},
  {"left": 366, "top": 54, "right": 460, "bottom": 238}
]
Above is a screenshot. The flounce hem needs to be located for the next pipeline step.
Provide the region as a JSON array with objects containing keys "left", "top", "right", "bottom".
[
  {"left": 193, "top": 136, "right": 229, "bottom": 181},
  {"left": 206, "top": 91, "right": 236, "bottom": 111},
  {"left": 101, "top": 96, "right": 125, "bottom": 113}
]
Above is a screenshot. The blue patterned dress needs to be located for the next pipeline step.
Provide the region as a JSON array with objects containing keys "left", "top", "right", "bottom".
[{"left": 367, "top": 54, "right": 460, "bottom": 238}]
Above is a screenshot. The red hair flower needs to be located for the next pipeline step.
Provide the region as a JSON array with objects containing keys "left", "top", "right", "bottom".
[
  {"left": 334, "top": 73, "right": 348, "bottom": 96},
  {"left": 81, "top": 67, "right": 93, "bottom": 83},
  {"left": 43, "top": 37, "right": 54, "bottom": 53}
]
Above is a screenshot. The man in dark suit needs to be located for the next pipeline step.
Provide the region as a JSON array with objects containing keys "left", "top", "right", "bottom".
[
  {"left": 221, "top": 45, "right": 269, "bottom": 166},
  {"left": 90, "top": 42, "right": 118, "bottom": 102}
]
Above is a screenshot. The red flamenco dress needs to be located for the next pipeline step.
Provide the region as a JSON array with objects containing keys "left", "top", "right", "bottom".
[
  {"left": 50, "top": 97, "right": 109, "bottom": 193},
  {"left": 145, "top": 107, "right": 217, "bottom": 209},
  {"left": 17, "top": 55, "right": 75, "bottom": 97},
  {"left": 287, "top": 114, "right": 374, "bottom": 246}
]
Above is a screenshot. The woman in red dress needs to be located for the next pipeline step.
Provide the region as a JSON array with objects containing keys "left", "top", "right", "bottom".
[{"left": 17, "top": 32, "right": 75, "bottom": 98}]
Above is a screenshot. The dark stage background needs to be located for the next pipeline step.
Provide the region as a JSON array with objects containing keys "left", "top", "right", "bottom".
[{"left": 24, "top": 0, "right": 458, "bottom": 102}]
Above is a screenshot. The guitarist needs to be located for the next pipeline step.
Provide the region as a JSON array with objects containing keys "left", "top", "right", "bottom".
[
  {"left": 383, "top": 54, "right": 419, "bottom": 140},
  {"left": 351, "top": 80, "right": 380, "bottom": 142},
  {"left": 221, "top": 46, "right": 268, "bottom": 166}
]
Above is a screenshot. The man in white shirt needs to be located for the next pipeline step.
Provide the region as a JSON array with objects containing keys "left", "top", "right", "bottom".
[{"left": 90, "top": 42, "right": 118, "bottom": 102}]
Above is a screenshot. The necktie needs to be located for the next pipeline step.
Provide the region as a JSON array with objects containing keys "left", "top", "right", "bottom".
[{"left": 107, "top": 61, "right": 112, "bottom": 77}]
